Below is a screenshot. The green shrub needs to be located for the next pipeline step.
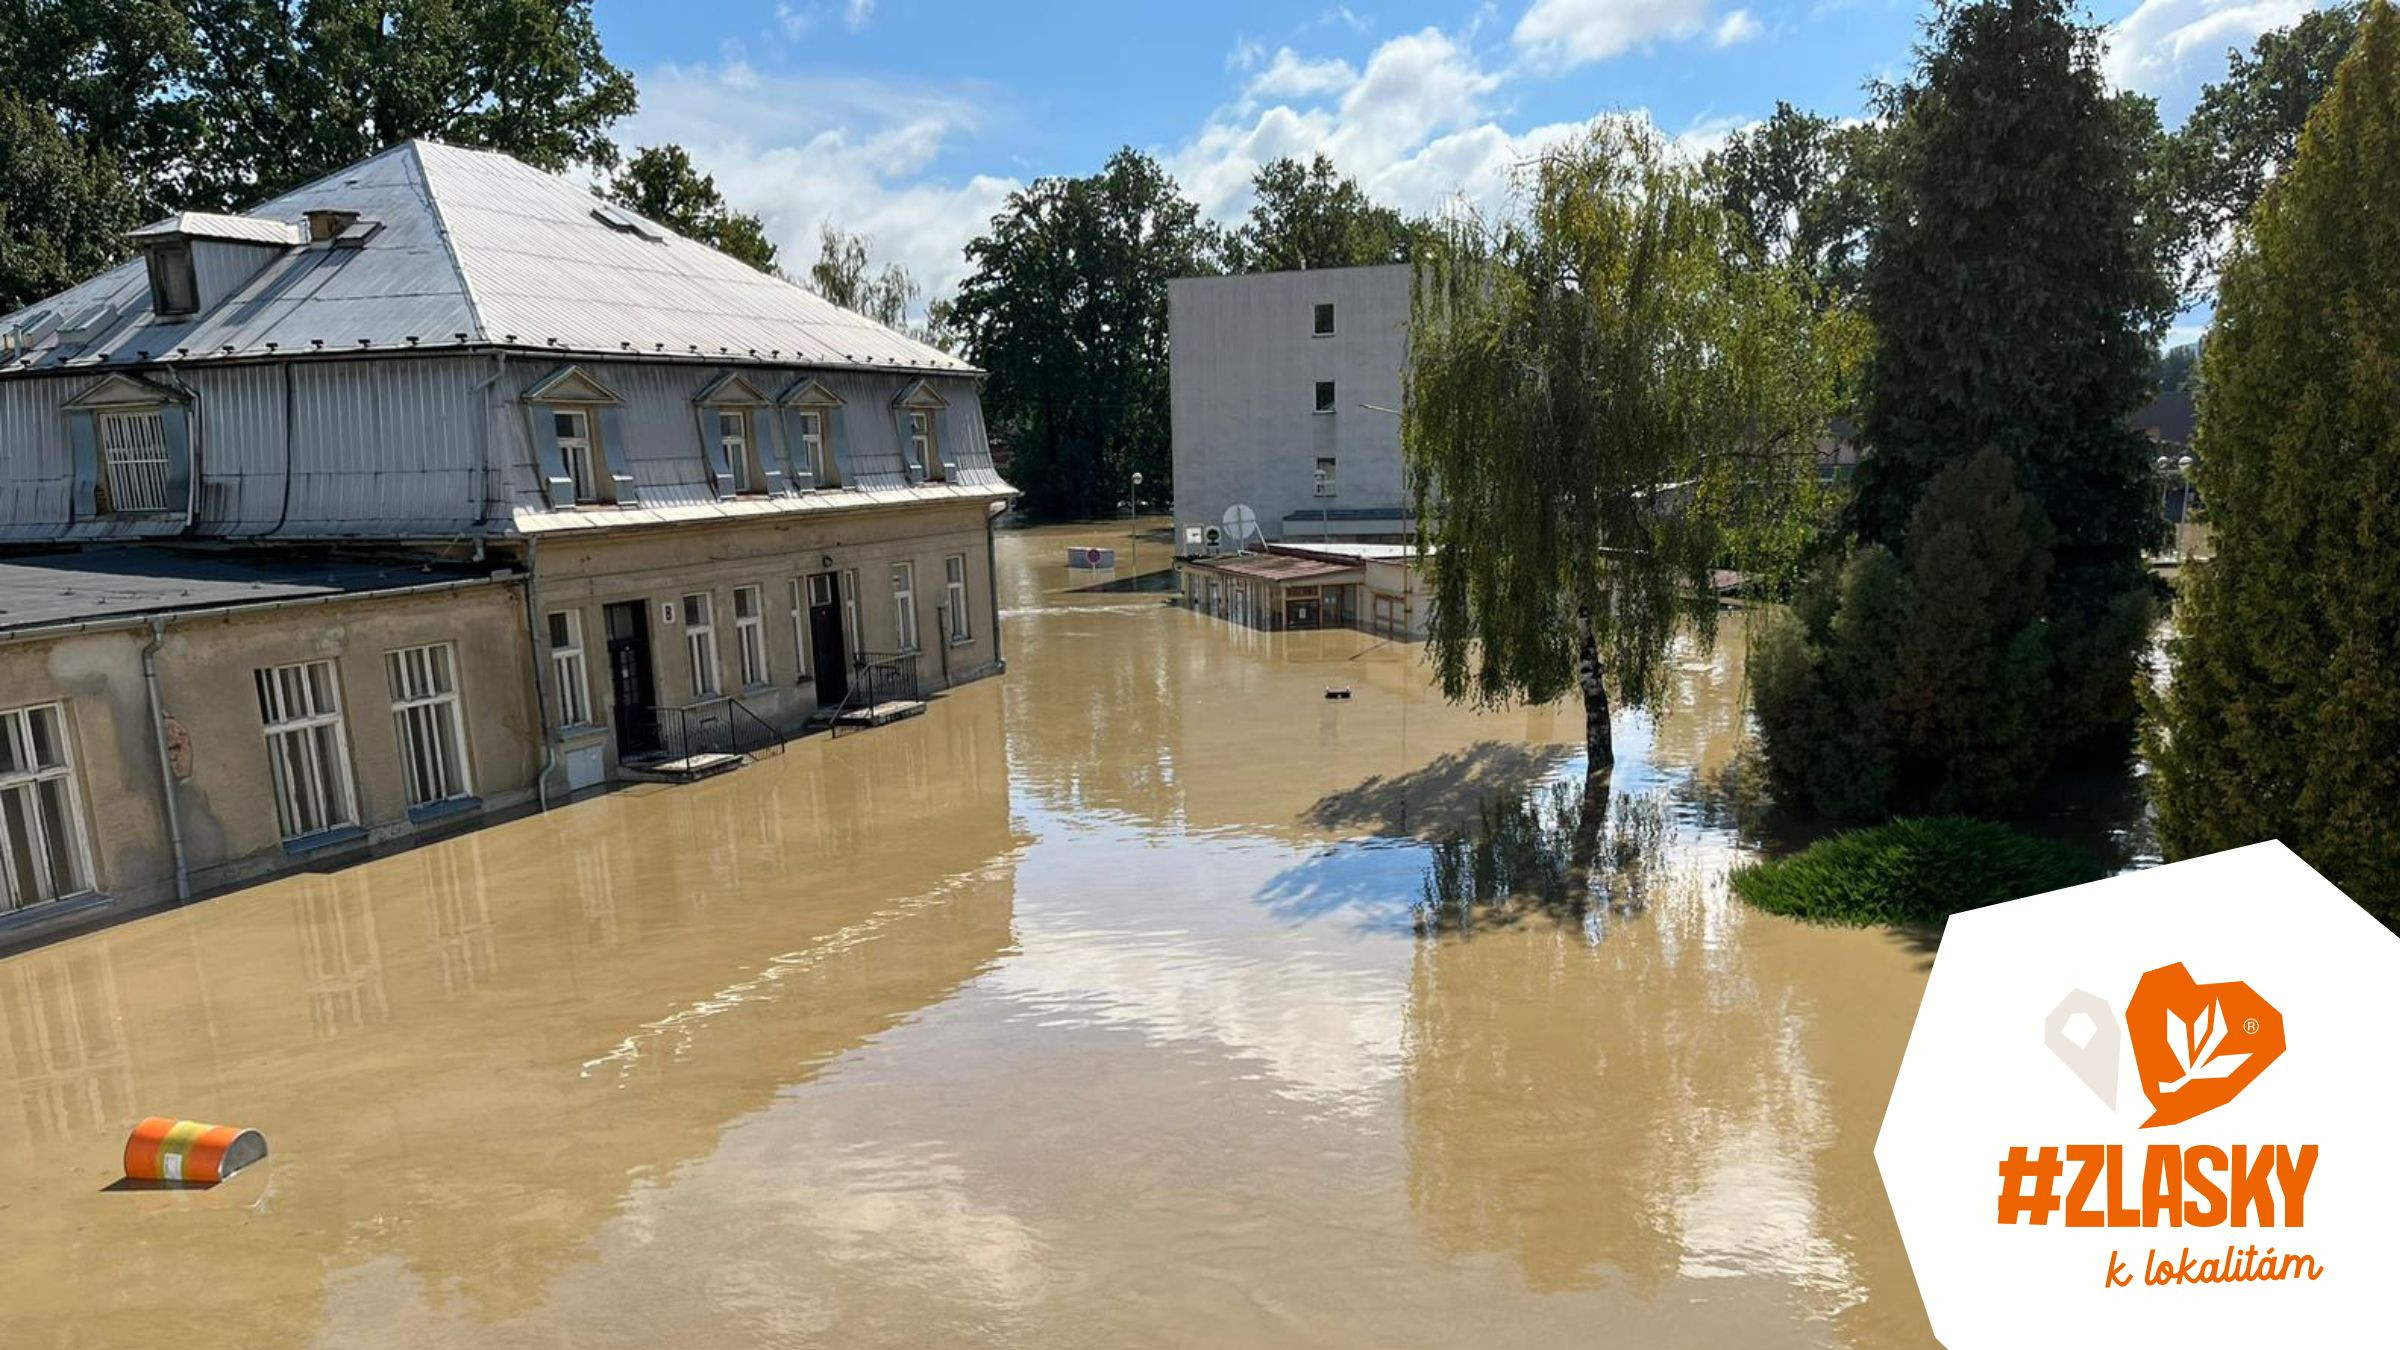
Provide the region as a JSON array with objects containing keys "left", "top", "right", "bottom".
[{"left": 1730, "top": 817, "right": 2106, "bottom": 928}]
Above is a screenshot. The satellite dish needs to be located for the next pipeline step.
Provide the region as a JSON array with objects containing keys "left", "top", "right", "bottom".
[{"left": 1222, "top": 504, "right": 1260, "bottom": 551}]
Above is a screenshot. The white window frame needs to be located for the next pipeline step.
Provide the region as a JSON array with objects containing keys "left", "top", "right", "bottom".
[
  {"left": 1313, "top": 301, "right": 1336, "bottom": 336},
  {"left": 715, "top": 407, "right": 763, "bottom": 494},
  {"left": 945, "top": 554, "right": 971, "bottom": 645},
  {"left": 733, "top": 584, "right": 770, "bottom": 688},
  {"left": 1314, "top": 380, "right": 1337, "bottom": 414},
  {"left": 96, "top": 408, "right": 171, "bottom": 514},
  {"left": 788, "top": 577, "right": 809, "bottom": 679},
  {"left": 554, "top": 408, "right": 603, "bottom": 503},
  {"left": 0, "top": 703, "right": 95, "bottom": 911},
  {"left": 1315, "top": 456, "right": 1337, "bottom": 497},
  {"left": 683, "top": 592, "right": 722, "bottom": 699},
  {"left": 891, "top": 562, "right": 919, "bottom": 653},
  {"left": 547, "top": 610, "right": 592, "bottom": 728},
  {"left": 387, "top": 643, "right": 473, "bottom": 809},
  {"left": 256, "top": 660, "right": 359, "bottom": 841},
  {"left": 795, "top": 407, "right": 831, "bottom": 486},
  {"left": 906, "top": 410, "right": 933, "bottom": 479},
  {"left": 840, "top": 569, "right": 860, "bottom": 667}
]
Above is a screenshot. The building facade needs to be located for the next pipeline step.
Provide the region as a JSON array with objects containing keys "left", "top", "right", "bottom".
[
  {"left": 1168, "top": 264, "right": 1412, "bottom": 549},
  {"left": 0, "top": 140, "right": 1011, "bottom": 945}
]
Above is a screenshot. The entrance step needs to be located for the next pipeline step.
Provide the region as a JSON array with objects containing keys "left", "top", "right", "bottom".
[
  {"left": 619, "top": 751, "right": 748, "bottom": 783},
  {"left": 828, "top": 699, "right": 928, "bottom": 729}
]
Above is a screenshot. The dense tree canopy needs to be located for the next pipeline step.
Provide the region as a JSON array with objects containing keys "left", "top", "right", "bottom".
[
  {"left": 0, "top": 90, "right": 144, "bottom": 313},
  {"left": 1755, "top": 0, "right": 2173, "bottom": 817},
  {"left": 605, "top": 145, "right": 777, "bottom": 273},
  {"left": 1404, "top": 118, "right": 1842, "bottom": 771},
  {"left": 1, "top": 0, "right": 641, "bottom": 311},
  {"left": 948, "top": 149, "right": 1219, "bottom": 518},
  {"left": 1223, "top": 154, "right": 1417, "bottom": 272},
  {"left": 2160, "top": 2, "right": 2364, "bottom": 295},
  {"left": 1707, "top": 103, "right": 1883, "bottom": 307},
  {"left": 2147, "top": 0, "right": 2400, "bottom": 927}
]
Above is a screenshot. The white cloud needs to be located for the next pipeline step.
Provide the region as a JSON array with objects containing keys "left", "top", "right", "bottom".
[
  {"left": 1513, "top": 0, "right": 1715, "bottom": 68},
  {"left": 844, "top": 0, "right": 875, "bottom": 33},
  {"left": 2102, "top": 0, "right": 2318, "bottom": 112},
  {"left": 1714, "top": 8, "right": 1762, "bottom": 46},
  {"left": 620, "top": 62, "right": 1018, "bottom": 312},
  {"left": 1246, "top": 47, "right": 1361, "bottom": 101},
  {"left": 1227, "top": 36, "right": 1266, "bottom": 70},
  {"left": 774, "top": 3, "right": 810, "bottom": 39}
]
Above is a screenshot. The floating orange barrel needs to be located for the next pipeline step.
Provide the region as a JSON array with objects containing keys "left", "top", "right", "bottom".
[{"left": 123, "top": 1117, "right": 267, "bottom": 1184}]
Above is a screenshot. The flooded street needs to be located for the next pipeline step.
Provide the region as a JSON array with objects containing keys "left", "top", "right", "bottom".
[{"left": 0, "top": 522, "right": 1937, "bottom": 1348}]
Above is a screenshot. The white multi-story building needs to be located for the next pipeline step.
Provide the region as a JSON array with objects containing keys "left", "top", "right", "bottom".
[{"left": 1168, "top": 264, "right": 1411, "bottom": 549}]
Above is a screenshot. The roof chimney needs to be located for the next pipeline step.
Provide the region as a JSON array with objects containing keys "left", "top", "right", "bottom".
[{"left": 306, "top": 209, "right": 362, "bottom": 242}]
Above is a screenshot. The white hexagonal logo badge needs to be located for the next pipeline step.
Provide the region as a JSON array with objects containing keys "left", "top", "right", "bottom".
[{"left": 1877, "top": 841, "right": 2400, "bottom": 1347}]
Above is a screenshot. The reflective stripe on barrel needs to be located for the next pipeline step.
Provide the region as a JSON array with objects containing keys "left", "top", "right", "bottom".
[{"left": 123, "top": 1117, "right": 264, "bottom": 1183}]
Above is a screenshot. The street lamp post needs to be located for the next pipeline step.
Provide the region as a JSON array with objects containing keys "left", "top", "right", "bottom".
[{"left": 1130, "top": 471, "right": 1144, "bottom": 580}]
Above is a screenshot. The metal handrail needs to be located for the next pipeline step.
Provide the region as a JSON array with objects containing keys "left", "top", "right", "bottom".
[
  {"left": 645, "top": 695, "right": 788, "bottom": 763},
  {"left": 828, "top": 650, "right": 921, "bottom": 737}
]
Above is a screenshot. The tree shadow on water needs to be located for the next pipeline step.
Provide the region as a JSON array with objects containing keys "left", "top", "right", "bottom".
[{"left": 1302, "top": 741, "right": 1580, "bottom": 839}]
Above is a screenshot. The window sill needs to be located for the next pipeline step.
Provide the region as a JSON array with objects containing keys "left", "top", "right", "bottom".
[
  {"left": 1312, "top": 409, "right": 1337, "bottom": 416},
  {"left": 557, "top": 722, "right": 610, "bottom": 742},
  {"left": 281, "top": 824, "right": 368, "bottom": 857},
  {"left": 739, "top": 683, "right": 777, "bottom": 697},
  {"left": 407, "top": 796, "right": 483, "bottom": 827},
  {"left": 948, "top": 635, "right": 975, "bottom": 648},
  {"left": 0, "top": 890, "right": 113, "bottom": 935}
]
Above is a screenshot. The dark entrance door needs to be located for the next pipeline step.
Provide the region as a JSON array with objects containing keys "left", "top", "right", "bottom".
[
  {"left": 806, "top": 572, "right": 848, "bottom": 706},
  {"left": 603, "top": 600, "right": 660, "bottom": 756}
]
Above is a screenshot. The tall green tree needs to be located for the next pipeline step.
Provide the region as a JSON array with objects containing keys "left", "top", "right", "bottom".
[
  {"left": 1707, "top": 103, "right": 1884, "bottom": 307},
  {"left": 806, "top": 224, "right": 918, "bottom": 328},
  {"left": 949, "top": 148, "right": 1220, "bottom": 518},
  {"left": 1404, "top": 117, "right": 1841, "bottom": 774},
  {"left": 605, "top": 145, "right": 778, "bottom": 273},
  {"left": 2161, "top": 2, "right": 2364, "bottom": 294},
  {"left": 0, "top": 92, "right": 145, "bottom": 312},
  {"left": 2147, "top": 0, "right": 2400, "bottom": 927},
  {"left": 1224, "top": 153, "right": 1416, "bottom": 272}
]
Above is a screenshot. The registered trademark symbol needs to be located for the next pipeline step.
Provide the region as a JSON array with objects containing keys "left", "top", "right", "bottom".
[{"left": 2243, "top": 1017, "right": 2260, "bottom": 1035}]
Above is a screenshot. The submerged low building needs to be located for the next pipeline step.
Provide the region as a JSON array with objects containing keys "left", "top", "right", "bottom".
[
  {"left": 1175, "top": 541, "right": 1429, "bottom": 639},
  {"left": 0, "top": 140, "right": 1012, "bottom": 944}
]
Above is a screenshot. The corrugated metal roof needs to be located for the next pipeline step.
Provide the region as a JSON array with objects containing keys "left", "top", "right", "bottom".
[
  {"left": 128, "top": 212, "right": 304, "bottom": 246},
  {"left": 2, "top": 140, "right": 973, "bottom": 379},
  {"left": 0, "top": 548, "right": 503, "bottom": 633}
]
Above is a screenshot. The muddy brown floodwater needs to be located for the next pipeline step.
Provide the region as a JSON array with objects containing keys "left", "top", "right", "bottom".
[{"left": 0, "top": 521, "right": 1941, "bottom": 1348}]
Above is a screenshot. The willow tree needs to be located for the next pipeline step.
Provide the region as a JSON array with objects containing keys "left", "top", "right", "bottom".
[{"left": 1404, "top": 118, "right": 1844, "bottom": 775}]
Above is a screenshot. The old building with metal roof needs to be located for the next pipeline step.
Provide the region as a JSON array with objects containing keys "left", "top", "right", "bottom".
[{"left": 0, "top": 141, "right": 1013, "bottom": 947}]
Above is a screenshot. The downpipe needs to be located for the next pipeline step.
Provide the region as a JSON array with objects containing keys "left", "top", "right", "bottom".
[
  {"left": 142, "top": 617, "right": 191, "bottom": 902},
  {"left": 519, "top": 534, "right": 559, "bottom": 812}
]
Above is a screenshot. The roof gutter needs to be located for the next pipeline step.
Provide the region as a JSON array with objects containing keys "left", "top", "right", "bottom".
[{"left": 0, "top": 571, "right": 517, "bottom": 648}]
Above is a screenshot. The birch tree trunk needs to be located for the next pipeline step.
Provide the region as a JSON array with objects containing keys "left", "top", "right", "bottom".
[{"left": 1575, "top": 610, "right": 1615, "bottom": 771}]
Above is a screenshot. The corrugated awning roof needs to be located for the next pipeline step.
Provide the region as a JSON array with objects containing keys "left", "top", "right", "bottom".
[
  {"left": 0, "top": 549, "right": 504, "bottom": 634},
  {"left": 1190, "top": 554, "right": 1361, "bottom": 582}
]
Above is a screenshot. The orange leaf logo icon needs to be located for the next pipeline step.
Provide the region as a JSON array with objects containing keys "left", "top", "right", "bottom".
[{"left": 2124, "top": 962, "right": 2285, "bottom": 1128}]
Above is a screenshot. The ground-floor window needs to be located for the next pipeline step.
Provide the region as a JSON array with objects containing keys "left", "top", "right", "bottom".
[
  {"left": 891, "top": 562, "right": 919, "bottom": 652},
  {"left": 734, "top": 584, "right": 769, "bottom": 688},
  {"left": 387, "top": 643, "right": 473, "bottom": 808},
  {"left": 683, "top": 592, "right": 721, "bottom": 697},
  {"left": 0, "top": 702, "right": 94, "bottom": 910},
  {"left": 256, "top": 660, "right": 358, "bottom": 840},
  {"left": 548, "top": 610, "right": 591, "bottom": 727},
  {"left": 788, "top": 577, "right": 809, "bottom": 679},
  {"left": 945, "top": 554, "right": 971, "bottom": 644}
]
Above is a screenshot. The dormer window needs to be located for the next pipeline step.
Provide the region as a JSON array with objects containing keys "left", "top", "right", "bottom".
[
  {"left": 779, "top": 377, "right": 846, "bottom": 490},
  {"left": 690, "top": 372, "right": 780, "bottom": 499},
  {"left": 63, "top": 373, "right": 194, "bottom": 522},
  {"left": 524, "top": 365, "right": 636, "bottom": 508},
  {"left": 144, "top": 242, "right": 198, "bottom": 317},
  {"left": 892, "top": 379, "right": 952, "bottom": 484}
]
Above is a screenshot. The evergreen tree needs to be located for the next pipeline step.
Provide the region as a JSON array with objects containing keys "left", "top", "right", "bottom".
[
  {"left": 1756, "top": 0, "right": 2172, "bottom": 818},
  {"left": 2147, "top": 0, "right": 2400, "bottom": 927}
]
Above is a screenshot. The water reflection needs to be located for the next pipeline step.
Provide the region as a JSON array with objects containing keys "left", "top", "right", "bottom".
[{"left": 0, "top": 525, "right": 1963, "bottom": 1350}]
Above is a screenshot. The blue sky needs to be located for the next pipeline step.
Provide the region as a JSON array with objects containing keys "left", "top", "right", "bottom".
[{"left": 596, "top": 0, "right": 2330, "bottom": 339}]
